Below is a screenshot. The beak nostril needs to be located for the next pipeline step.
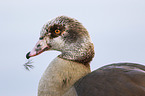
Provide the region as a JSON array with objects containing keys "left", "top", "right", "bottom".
[
  {"left": 37, "top": 44, "right": 41, "bottom": 48},
  {"left": 39, "top": 37, "right": 44, "bottom": 40}
]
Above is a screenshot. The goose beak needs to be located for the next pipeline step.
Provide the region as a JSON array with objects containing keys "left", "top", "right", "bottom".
[{"left": 26, "top": 40, "right": 51, "bottom": 59}]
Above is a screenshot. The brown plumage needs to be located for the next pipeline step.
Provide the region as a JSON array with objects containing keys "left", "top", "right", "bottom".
[
  {"left": 26, "top": 16, "right": 145, "bottom": 96},
  {"left": 75, "top": 63, "right": 145, "bottom": 96}
]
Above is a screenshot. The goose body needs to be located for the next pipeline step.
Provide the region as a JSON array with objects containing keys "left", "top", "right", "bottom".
[
  {"left": 26, "top": 16, "right": 145, "bottom": 96},
  {"left": 38, "top": 57, "right": 90, "bottom": 96}
]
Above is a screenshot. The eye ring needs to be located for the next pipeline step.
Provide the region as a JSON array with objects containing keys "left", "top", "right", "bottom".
[{"left": 55, "top": 29, "right": 61, "bottom": 34}]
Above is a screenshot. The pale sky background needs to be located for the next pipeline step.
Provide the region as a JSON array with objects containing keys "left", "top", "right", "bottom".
[{"left": 0, "top": 0, "right": 145, "bottom": 96}]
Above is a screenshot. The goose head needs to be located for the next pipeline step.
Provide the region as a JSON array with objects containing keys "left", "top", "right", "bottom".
[{"left": 26, "top": 16, "right": 94, "bottom": 64}]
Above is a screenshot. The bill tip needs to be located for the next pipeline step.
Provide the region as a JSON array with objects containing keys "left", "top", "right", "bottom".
[{"left": 26, "top": 52, "right": 31, "bottom": 59}]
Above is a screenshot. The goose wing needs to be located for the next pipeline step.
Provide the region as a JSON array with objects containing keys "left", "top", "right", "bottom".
[{"left": 74, "top": 63, "right": 145, "bottom": 96}]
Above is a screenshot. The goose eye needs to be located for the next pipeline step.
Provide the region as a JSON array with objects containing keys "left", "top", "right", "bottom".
[{"left": 55, "top": 29, "right": 61, "bottom": 34}]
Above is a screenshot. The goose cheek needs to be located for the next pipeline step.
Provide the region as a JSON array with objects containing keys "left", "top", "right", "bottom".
[{"left": 26, "top": 40, "right": 51, "bottom": 59}]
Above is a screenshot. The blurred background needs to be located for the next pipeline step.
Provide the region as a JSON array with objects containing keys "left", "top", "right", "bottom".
[{"left": 0, "top": 0, "right": 145, "bottom": 96}]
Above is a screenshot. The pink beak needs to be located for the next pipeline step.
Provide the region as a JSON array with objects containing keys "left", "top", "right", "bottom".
[{"left": 26, "top": 40, "right": 51, "bottom": 59}]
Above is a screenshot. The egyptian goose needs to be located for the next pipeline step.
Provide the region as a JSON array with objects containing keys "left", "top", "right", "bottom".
[{"left": 26, "top": 16, "right": 145, "bottom": 96}]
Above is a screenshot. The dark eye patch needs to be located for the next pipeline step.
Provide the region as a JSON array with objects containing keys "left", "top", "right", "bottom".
[{"left": 48, "top": 24, "right": 65, "bottom": 38}]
